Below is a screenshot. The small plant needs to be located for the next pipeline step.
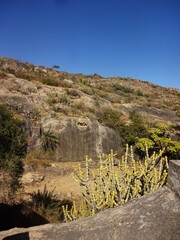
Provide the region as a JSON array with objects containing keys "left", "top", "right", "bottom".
[
  {"left": 66, "top": 89, "right": 81, "bottom": 98},
  {"left": 41, "top": 128, "right": 59, "bottom": 152},
  {"left": 63, "top": 146, "right": 169, "bottom": 222},
  {"left": 59, "top": 95, "right": 70, "bottom": 105},
  {"left": 30, "top": 185, "right": 61, "bottom": 220}
]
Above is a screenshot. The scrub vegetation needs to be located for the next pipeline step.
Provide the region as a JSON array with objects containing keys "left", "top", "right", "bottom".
[
  {"left": 62, "top": 146, "right": 169, "bottom": 222},
  {"left": 0, "top": 105, "right": 27, "bottom": 199}
]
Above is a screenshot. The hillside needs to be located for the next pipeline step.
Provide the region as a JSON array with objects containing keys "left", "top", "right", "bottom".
[
  {"left": 0, "top": 57, "right": 179, "bottom": 118},
  {"left": 0, "top": 56, "right": 180, "bottom": 162}
]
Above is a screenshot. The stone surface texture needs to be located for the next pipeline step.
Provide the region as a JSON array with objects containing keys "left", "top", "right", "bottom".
[
  {"left": 168, "top": 160, "right": 180, "bottom": 197},
  {"left": 1, "top": 161, "right": 180, "bottom": 240},
  {"left": 41, "top": 117, "right": 121, "bottom": 161}
]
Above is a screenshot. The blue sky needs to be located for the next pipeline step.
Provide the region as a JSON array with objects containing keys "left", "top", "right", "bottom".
[{"left": 0, "top": 0, "right": 180, "bottom": 89}]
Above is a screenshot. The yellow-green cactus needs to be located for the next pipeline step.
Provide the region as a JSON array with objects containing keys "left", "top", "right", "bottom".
[{"left": 63, "top": 145, "right": 169, "bottom": 222}]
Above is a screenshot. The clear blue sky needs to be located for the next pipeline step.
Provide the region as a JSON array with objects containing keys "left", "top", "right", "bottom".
[{"left": 0, "top": 0, "right": 180, "bottom": 89}]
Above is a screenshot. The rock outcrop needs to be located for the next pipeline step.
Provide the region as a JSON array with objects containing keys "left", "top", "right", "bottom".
[
  {"left": 0, "top": 73, "right": 122, "bottom": 162},
  {"left": 1, "top": 160, "right": 180, "bottom": 240},
  {"left": 41, "top": 117, "right": 121, "bottom": 161}
]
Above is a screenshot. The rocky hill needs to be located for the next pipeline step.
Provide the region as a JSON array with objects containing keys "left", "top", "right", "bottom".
[{"left": 0, "top": 57, "right": 180, "bottom": 161}]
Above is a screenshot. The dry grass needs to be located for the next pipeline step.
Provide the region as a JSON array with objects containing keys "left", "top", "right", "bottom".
[{"left": 0, "top": 57, "right": 180, "bottom": 124}]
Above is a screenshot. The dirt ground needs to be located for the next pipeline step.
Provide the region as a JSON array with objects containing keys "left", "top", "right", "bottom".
[{"left": 22, "top": 162, "right": 85, "bottom": 202}]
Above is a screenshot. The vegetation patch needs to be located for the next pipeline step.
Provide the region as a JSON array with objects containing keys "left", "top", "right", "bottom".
[
  {"left": 42, "top": 78, "right": 59, "bottom": 86},
  {"left": 112, "top": 83, "right": 134, "bottom": 94},
  {"left": 30, "top": 185, "right": 61, "bottom": 222},
  {"left": 97, "top": 108, "right": 123, "bottom": 129},
  {"left": 63, "top": 146, "right": 169, "bottom": 222},
  {"left": 0, "top": 105, "right": 27, "bottom": 198}
]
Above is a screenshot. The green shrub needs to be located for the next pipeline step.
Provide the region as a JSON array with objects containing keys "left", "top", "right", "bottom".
[
  {"left": 135, "top": 138, "right": 154, "bottom": 152},
  {"left": 81, "top": 86, "right": 95, "bottom": 95},
  {"left": 97, "top": 108, "right": 123, "bottom": 129},
  {"left": 0, "top": 105, "right": 27, "bottom": 195},
  {"left": 42, "top": 78, "right": 59, "bottom": 86},
  {"left": 147, "top": 123, "right": 180, "bottom": 159},
  {"left": 119, "top": 111, "right": 149, "bottom": 145},
  {"left": 112, "top": 84, "right": 134, "bottom": 94},
  {"left": 63, "top": 146, "right": 169, "bottom": 222},
  {"left": 79, "top": 78, "right": 90, "bottom": 85}
]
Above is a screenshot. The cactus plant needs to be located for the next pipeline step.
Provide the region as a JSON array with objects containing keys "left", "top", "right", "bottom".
[{"left": 63, "top": 145, "right": 169, "bottom": 222}]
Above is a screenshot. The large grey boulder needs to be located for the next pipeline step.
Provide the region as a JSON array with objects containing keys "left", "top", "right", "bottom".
[
  {"left": 41, "top": 117, "right": 121, "bottom": 161},
  {"left": 1, "top": 160, "right": 180, "bottom": 240}
]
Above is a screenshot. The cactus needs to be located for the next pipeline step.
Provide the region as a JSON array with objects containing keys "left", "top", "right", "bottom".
[{"left": 63, "top": 145, "right": 169, "bottom": 222}]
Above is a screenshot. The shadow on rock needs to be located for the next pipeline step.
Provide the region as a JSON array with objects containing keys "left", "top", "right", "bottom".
[{"left": 3, "top": 232, "right": 29, "bottom": 240}]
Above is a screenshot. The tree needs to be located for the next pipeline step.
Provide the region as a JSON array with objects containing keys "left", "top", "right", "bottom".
[
  {"left": 52, "top": 65, "right": 60, "bottom": 70},
  {"left": 0, "top": 105, "right": 27, "bottom": 195}
]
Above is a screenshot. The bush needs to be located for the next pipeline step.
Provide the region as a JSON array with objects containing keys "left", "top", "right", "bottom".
[
  {"left": 97, "top": 108, "right": 123, "bottom": 129},
  {"left": 30, "top": 185, "right": 61, "bottom": 221},
  {"left": 81, "top": 86, "right": 95, "bottom": 95},
  {"left": 63, "top": 146, "right": 169, "bottom": 222},
  {"left": 135, "top": 138, "right": 154, "bottom": 152},
  {"left": 112, "top": 84, "right": 134, "bottom": 94},
  {"left": 119, "top": 111, "right": 149, "bottom": 145},
  {"left": 0, "top": 105, "right": 27, "bottom": 196},
  {"left": 42, "top": 78, "right": 59, "bottom": 86},
  {"left": 147, "top": 123, "right": 180, "bottom": 159}
]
